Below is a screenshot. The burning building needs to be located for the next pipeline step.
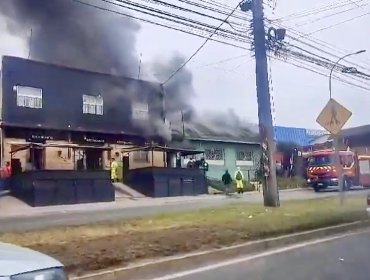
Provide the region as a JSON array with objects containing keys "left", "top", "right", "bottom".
[{"left": 0, "top": 55, "right": 176, "bottom": 204}]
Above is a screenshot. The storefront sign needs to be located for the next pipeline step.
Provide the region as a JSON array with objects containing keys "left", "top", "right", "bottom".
[
  {"left": 27, "top": 134, "right": 54, "bottom": 143},
  {"left": 83, "top": 136, "right": 105, "bottom": 144}
]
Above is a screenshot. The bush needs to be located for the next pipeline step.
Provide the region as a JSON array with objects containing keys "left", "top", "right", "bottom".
[
  {"left": 277, "top": 176, "right": 307, "bottom": 190},
  {"left": 207, "top": 177, "right": 257, "bottom": 193}
]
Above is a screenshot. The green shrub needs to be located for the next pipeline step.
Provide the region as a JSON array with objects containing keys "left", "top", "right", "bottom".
[
  {"left": 277, "top": 176, "right": 307, "bottom": 189},
  {"left": 207, "top": 177, "right": 257, "bottom": 192}
]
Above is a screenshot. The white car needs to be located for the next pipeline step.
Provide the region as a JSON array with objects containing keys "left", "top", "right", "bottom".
[{"left": 0, "top": 242, "right": 67, "bottom": 280}]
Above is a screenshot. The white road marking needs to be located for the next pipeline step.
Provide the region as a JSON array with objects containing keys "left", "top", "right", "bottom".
[{"left": 151, "top": 229, "right": 370, "bottom": 280}]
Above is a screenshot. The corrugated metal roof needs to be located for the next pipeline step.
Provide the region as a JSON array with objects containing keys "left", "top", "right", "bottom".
[{"left": 274, "top": 126, "right": 325, "bottom": 146}]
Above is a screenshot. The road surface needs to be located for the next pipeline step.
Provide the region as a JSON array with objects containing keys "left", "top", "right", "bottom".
[
  {"left": 154, "top": 229, "right": 370, "bottom": 280},
  {"left": 0, "top": 188, "right": 367, "bottom": 232}
]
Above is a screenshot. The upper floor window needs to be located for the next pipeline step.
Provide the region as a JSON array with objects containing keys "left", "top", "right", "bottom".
[
  {"left": 83, "top": 94, "right": 103, "bottom": 115},
  {"left": 15, "top": 85, "right": 42, "bottom": 109},
  {"left": 236, "top": 150, "right": 253, "bottom": 161},
  {"left": 132, "top": 102, "right": 149, "bottom": 120},
  {"left": 205, "top": 148, "right": 224, "bottom": 161}
]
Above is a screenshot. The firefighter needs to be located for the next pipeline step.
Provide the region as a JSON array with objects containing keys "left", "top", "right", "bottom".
[
  {"left": 111, "top": 158, "right": 119, "bottom": 183},
  {"left": 234, "top": 167, "right": 244, "bottom": 194}
]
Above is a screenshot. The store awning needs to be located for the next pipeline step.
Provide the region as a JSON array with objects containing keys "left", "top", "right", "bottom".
[
  {"left": 10, "top": 142, "right": 113, "bottom": 154},
  {"left": 121, "top": 144, "right": 204, "bottom": 156}
]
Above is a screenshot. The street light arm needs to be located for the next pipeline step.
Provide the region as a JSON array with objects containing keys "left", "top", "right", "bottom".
[{"left": 329, "top": 50, "right": 366, "bottom": 99}]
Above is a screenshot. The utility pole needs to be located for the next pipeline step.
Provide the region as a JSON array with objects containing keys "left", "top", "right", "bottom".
[{"left": 250, "top": 0, "right": 279, "bottom": 207}]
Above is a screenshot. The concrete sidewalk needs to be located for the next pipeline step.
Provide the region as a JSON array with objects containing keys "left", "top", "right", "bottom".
[
  {"left": 0, "top": 193, "right": 251, "bottom": 219},
  {"left": 0, "top": 189, "right": 310, "bottom": 219}
]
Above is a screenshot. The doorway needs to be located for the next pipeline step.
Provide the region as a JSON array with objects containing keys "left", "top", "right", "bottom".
[
  {"left": 85, "top": 148, "right": 103, "bottom": 170},
  {"left": 30, "top": 146, "right": 45, "bottom": 170},
  {"left": 122, "top": 154, "right": 130, "bottom": 183}
]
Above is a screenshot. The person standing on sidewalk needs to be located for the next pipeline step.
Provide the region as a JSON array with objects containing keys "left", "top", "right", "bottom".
[
  {"left": 111, "top": 158, "right": 119, "bottom": 183},
  {"left": 234, "top": 167, "right": 245, "bottom": 194},
  {"left": 221, "top": 169, "right": 232, "bottom": 196}
]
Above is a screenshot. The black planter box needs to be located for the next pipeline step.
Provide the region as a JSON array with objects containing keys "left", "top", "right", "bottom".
[
  {"left": 11, "top": 170, "right": 115, "bottom": 207},
  {"left": 127, "top": 167, "right": 207, "bottom": 198}
]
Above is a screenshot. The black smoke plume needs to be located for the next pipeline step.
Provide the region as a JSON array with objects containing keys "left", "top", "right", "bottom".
[
  {"left": 0, "top": 0, "right": 140, "bottom": 77},
  {"left": 0, "top": 0, "right": 197, "bottom": 141}
]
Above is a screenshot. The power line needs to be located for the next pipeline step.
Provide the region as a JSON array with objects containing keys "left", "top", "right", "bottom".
[
  {"left": 271, "top": 56, "right": 370, "bottom": 92},
  {"left": 306, "top": 10, "right": 370, "bottom": 35},
  {"left": 162, "top": 0, "right": 244, "bottom": 85},
  {"left": 105, "top": 0, "right": 247, "bottom": 40},
  {"left": 294, "top": 1, "right": 370, "bottom": 27},
  {"left": 74, "top": 0, "right": 370, "bottom": 90},
  {"left": 191, "top": 54, "right": 250, "bottom": 69},
  {"left": 269, "top": 20, "right": 370, "bottom": 71},
  {"left": 72, "top": 0, "right": 251, "bottom": 50},
  {"left": 273, "top": 0, "right": 365, "bottom": 22}
]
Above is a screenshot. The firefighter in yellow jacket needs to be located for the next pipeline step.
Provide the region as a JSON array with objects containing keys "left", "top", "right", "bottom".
[
  {"left": 234, "top": 167, "right": 244, "bottom": 194},
  {"left": 111, "top": 158, "right": 119, "bottom": 182}
]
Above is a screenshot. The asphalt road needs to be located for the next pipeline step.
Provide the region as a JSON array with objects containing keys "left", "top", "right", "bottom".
[
  {"left": 0, "top": 188, "right": 367, "bottom": 232},
  {"left": 157, "top": 229, "right": 370, "bottom": 280}
]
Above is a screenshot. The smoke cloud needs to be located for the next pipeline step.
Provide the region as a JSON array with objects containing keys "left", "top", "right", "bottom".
[
  {"left": 0, "top": 0, "right": 140, "bottom": 77},
  {"left": 0, "top": 0, "right": 196, "bottom": 141},
  {"left": 0, "top": 0, "right": 256, "bottom": 143}
]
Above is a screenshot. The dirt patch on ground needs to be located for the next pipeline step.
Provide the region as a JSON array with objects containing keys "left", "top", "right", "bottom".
[{"left": 0, "top": 197, "right": 368, "bottom": 276}]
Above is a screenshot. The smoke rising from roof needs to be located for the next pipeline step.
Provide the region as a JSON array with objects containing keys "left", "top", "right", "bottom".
[
  {"left": 0, "top": 0, "right": 140, "bottom": 77},
  {"left": 0, "top": 0, "right": 257, "bottom": 143},
  {"left": 0, "top": 0, "right": 197, "bottom": 141}
]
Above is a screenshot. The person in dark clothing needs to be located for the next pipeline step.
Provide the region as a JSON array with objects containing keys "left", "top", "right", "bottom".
[{"left": 221, "top": 169, "right": 232, "bottom": 196}]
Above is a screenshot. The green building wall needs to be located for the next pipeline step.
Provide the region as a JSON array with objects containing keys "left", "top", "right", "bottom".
[{"left": 189, "top": 140, "right": 261, "bottom": 181}]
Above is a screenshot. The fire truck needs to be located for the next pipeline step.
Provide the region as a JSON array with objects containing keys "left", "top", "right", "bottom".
[{"left": 305, "top": 148, "right": 370, "bottom": 192}]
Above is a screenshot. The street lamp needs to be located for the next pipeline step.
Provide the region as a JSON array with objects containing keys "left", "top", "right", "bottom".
[
  {"left": 328, "top": 49, "right": 366, "bottom": 204},
  {"left": 329, "top": 50, "right": 366, "bottom": 99}
]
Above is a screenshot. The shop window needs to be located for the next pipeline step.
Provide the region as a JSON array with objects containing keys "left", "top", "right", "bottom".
[
  {"left": 83, "top": 94, "right": 103, "bottom": 115},
  {"left": 236, "top": 150, "right": 253, "bottom": 161},
  {"left": 15, "top": 85, "right": 43, "bottom": 109},
  {"left": 205, "top": 148, "right": 224, "bottom": 161},
  {"left": 133, "top": 151, "right": 149, "bottom": 162}
]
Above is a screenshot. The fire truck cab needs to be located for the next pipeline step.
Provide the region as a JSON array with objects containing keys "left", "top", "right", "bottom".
[{"left": 306, "top": 148, "right": 370, "bottom": 192}]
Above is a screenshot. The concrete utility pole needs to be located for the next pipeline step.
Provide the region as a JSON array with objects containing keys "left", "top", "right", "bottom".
[{"left": 251, "top": 0, "right": 280, "bottom": 207}]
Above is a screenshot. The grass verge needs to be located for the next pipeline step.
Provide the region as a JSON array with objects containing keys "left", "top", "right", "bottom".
[{"left": 0, "top": 197, "right": 368, "bottom": 276}]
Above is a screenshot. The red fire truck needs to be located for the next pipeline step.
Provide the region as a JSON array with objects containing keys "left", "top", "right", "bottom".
[{"left": 305, "top": 148, "right": 370, "bottom": 192}]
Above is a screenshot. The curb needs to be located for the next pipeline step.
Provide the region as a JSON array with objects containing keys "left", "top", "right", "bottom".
[{"left": 71, "top": 219, "right": 370, "bottom": 280}]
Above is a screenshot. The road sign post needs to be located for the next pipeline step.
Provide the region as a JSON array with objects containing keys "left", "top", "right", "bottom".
[{"left": 316, "top": 98, "right": 352, "bottom": 205}]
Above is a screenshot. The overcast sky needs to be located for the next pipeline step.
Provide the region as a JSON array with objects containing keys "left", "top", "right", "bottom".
[{"left": 1, "top": 0, "right": 370, "bottom": 130}]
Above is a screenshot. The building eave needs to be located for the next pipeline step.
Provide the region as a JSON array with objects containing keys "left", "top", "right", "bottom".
[{"left": 188, "top": 137, "right": 260, "bottom": 145}]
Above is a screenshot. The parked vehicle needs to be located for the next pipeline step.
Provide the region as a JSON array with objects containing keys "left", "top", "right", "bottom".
[
  {"left": 0, "top": 242, "right": 67, "bottom": 280},
  {"left": 305, "top": 148, "right": 370, "bottom": 192},
  {"left": 367, "top": 193, "right": 370, "bottom": 215}
]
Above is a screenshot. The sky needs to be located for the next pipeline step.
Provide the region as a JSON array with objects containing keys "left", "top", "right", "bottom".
[{"left": 1, "top": 0, "right": 370, "bottom": 130}]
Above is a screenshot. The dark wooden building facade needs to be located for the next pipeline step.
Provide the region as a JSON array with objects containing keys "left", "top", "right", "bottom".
[{"left": 0, "top": 56, "right": 167, "bottom": 173}]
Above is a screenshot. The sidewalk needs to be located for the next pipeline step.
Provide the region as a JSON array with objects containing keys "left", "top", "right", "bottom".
[
  {"left": 0, "top": 193, "right": 239, "bottom": 219},
  {"left": 0, "top": 188, "right": 308, "bottom": 220}
]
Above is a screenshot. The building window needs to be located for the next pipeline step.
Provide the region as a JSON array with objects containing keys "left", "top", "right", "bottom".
[
  {"left": 83, "top": 94, "right": 103, "bottom": 115},
  {"left": 15, "top": 86, "right": 43, "bottom": 109},
  {"left": 205, "top": 148, "right": 224, "bottom": 161},
  {"left": 236, "top": 150, "right": 253, "bottom": 161},
  {"left": 133, "top": 150, "right": 149, "bottom": 162},
  {"left": 132, "top": 102, "right": 149, "bottom": 120}
]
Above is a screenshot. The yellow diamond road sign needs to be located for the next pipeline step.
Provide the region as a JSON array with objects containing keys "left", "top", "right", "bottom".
[{"left": 316, "top": 98, "right": 352, "bottom": 135}]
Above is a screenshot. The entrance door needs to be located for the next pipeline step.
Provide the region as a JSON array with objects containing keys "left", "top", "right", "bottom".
[
  {"left": 122, "top": 154, "right": 130, "bottom": 183},
  {"left": 85, "top": 148, "right": 102, "bottom": 170},
  {"left": 30, "top": 147, "right": 45, "bottom": 170}
]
